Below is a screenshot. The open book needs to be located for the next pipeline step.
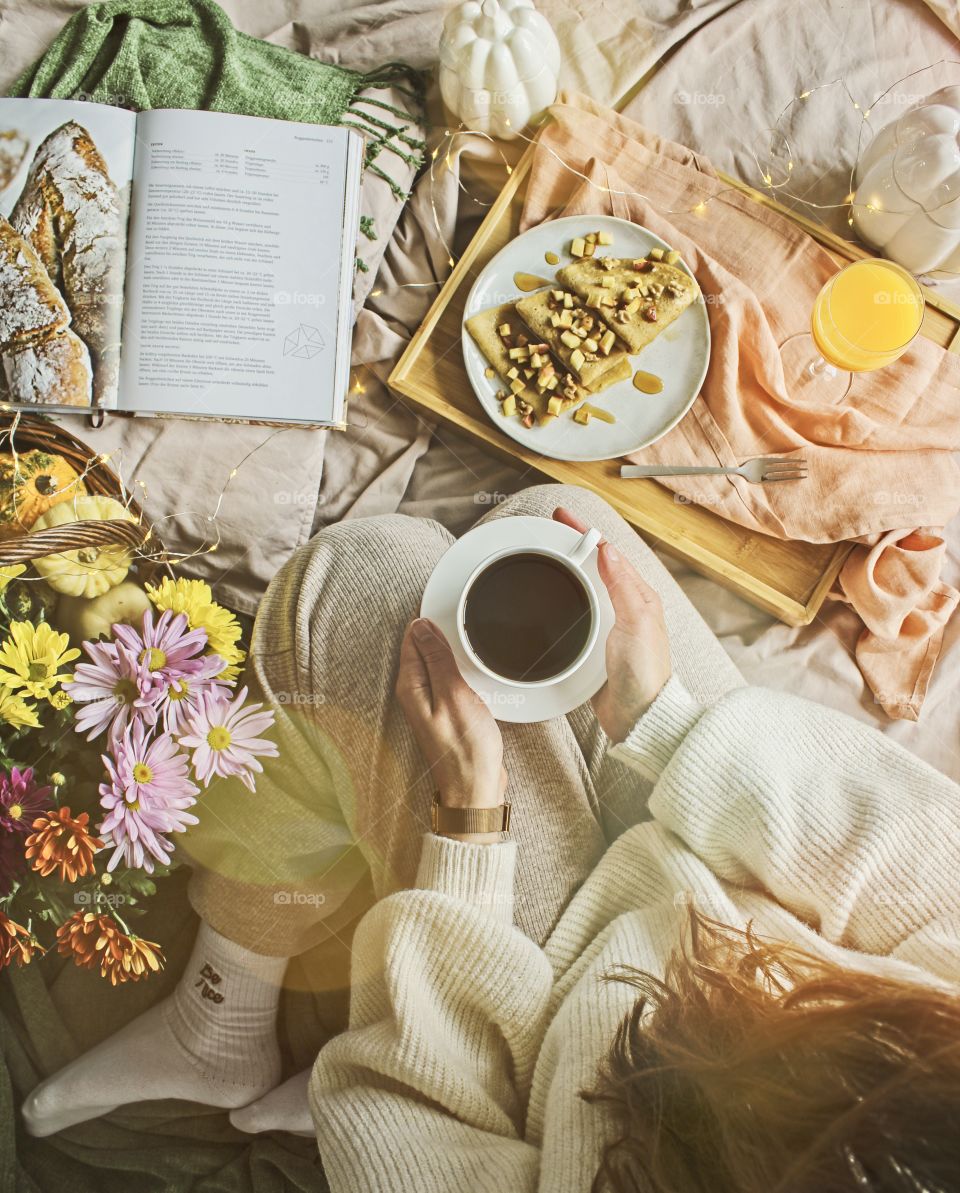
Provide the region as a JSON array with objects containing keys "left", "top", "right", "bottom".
[{"left": 0, "top": 99, "right": 363, "bottom": 425}]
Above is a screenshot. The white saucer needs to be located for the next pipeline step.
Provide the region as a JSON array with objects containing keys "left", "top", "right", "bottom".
[{"left": 420, "top": 516, "right": 614, "bottom": 724}]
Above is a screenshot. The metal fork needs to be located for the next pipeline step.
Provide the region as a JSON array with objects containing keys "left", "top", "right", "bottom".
[{"left": 619, "top": 457, "right": 808, "bottom": 484}]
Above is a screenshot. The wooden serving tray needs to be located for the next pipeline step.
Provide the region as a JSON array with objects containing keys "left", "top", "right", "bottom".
[{"left": 389, "top": 144, "right": 960, "bottom": 626}]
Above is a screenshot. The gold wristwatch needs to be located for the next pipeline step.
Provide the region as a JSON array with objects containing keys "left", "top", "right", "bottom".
[{"left": 431, "top": 793, "right": 512, "bottom": 837}]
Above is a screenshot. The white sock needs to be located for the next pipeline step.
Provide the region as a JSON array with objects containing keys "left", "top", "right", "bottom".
[
  {"left": 22, "top": 923, "right": 287, "bottom": 1137},
  {"left": 229, "top": 1067, "right": 315, "bottom": 1137}
]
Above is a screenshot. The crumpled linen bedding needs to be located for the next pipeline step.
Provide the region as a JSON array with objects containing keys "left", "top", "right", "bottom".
[{"left": 1, "top": 0, "right": 958, "bottom": 780}]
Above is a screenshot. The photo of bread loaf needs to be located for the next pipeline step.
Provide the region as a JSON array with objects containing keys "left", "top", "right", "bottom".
[
  {"left": 0, "top": 120, "right": 124, "bottom": 409},
  {"left": 0, "top": 129, "right": 28, "bottom": 195}
]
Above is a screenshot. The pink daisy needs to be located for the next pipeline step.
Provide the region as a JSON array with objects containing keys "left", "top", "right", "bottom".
[
  {"left": 66, "top": 640, "right": 164, "bottom": 748},
  {"left": 179, "top": 686, "right": 278, "bottom": 792},
  {"left": 163, "top": 654, "right": 231, "bottom": 737},
  {"left": 113, "top": 609, "right": 212, "bottom": 688},
  {"left": 0, "top": 767, "right": 53, "bottom": 835},
  {"left": 98, "top": 721, "right": 199, "bottom": 873}
]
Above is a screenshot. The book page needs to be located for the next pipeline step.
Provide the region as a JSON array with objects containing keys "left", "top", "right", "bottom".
[
  {"left": 0, "top": 98, "right": 136, "bottom": 411},
  {"left": 119, "top": 109, "right": 359, "bottom": 424}
]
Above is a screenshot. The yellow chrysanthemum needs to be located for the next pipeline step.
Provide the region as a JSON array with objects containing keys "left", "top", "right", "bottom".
[
  {"left": 0, "top": 684, "right": 41, "bottom": 730},
  {"left": 146, "top": 578, "right": 246, "bottom": 682},
  {"left": 0, "top": 564, "right": 26, "bottom": 595},
  {"left": 48, "top": 689, "right": 73, "bottom": 710},
  {"left": 0, "top": 621, "right": 80, "bottom": 699}
]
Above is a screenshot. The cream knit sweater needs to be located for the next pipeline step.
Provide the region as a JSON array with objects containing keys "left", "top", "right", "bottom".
[{"left": 308, "top": 679, "right": 960, "bottom": 1192}]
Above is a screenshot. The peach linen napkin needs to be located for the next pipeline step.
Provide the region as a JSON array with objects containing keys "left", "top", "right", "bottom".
[{"left": 521, "top": 95, "right": 960, "bottom": 720}]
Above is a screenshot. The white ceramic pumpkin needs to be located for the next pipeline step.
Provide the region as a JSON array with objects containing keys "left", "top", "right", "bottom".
[
  {"left": 439, "top": 0, "right": 561, "bottom": 140},
  {"left": 852, "top": 86, "right": 960, "bottom": 279}
]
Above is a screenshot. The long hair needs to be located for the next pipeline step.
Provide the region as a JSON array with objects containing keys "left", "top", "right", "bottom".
[{"left": 583, "top": 910, "right": 960, "bottom": 1193}]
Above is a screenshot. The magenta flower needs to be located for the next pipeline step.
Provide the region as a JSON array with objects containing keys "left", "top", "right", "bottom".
[
  {"left": 179, "top": 686, "right": 278, "bottom": 792},
  {"left": 163, "top": 654, "right": 231, "bottom": 736},
  {"left": 0, "top": 767, "right": 52, "bottom": 834},
  {"left": 113, "top": 609, "right": 212, "bottom": 688},
  {"left": 99, "top": 720, "right": 199, "bottom": 873},
  {"left": 66, "top": 640, "right": 164, "bottom": 748}
]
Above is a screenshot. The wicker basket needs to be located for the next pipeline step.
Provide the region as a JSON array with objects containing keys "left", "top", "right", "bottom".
[{"left": 0, "top": 413, "right": 162, "bottom": 578}]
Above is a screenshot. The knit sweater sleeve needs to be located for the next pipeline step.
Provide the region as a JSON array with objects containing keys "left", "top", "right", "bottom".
[
  {"left": 611, "top": 677, "right": 960, "bottom": 957},
  {"left": 309, "top": 835, "right": 552, "bottom": 1193}
]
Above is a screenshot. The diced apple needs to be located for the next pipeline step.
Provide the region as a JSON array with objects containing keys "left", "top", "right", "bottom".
[{"left": 501, "top": 394, "right": 517, "bottom": 417}]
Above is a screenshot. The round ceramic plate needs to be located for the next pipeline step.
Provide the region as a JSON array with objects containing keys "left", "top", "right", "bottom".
[
  {"left": 420, "top": 516, "right": 614, "bottom": 724},
  {"left": 462, "top": 214, "right": 711, "bottom": 463}
]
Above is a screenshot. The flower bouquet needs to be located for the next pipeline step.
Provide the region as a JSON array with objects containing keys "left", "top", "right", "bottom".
[{"left": 0, "top": 560, "right": 276, "bottom": 985}]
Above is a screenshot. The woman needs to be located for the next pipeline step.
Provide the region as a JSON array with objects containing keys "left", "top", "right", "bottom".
[{"left": 23, "top": 487, "right": 960, "bottom": 1192}]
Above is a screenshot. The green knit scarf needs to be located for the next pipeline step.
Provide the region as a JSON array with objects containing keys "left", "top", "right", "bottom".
[{"left": 7, "top": 0, "right": 426, "bottom": 207}]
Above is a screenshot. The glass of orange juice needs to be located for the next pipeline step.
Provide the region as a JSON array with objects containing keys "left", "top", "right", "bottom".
[{"left": 781, "top": 259, "right": 924, "bottom": 404}]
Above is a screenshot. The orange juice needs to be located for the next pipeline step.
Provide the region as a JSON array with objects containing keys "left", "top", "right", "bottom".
[{"left": 811, "top": 260, "right": 923, "bottom": 372}]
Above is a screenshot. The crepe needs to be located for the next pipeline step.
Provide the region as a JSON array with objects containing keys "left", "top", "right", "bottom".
[
  {"left": 515, "top": 289, "right": 631, "bottom": 390},
  {"left": 557, "top": 254, "right": 699, "bottom": 354},
  {"left": 465, "top": 302, "right": 589, "bottom": 426}
]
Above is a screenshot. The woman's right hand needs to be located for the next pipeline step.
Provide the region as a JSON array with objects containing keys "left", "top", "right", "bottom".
[{"left": 554, "top": 508, "right": 672, "bottom": 744}]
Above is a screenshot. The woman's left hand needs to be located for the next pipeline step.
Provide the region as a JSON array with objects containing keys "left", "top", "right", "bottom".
[{"left": 396, "top": 618, "right": 507, "bottom": 812}]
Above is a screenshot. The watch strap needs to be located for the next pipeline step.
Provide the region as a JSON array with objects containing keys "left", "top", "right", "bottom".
[{"left": 431, "top": 795, "right": 511, "bottom": 836}]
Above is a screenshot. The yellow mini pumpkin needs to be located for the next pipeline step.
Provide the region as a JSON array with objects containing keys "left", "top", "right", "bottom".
[
  {"left": 56, "top": 581, "right": 152, "bottom": 642},
  {"left": 0, "top": 450, "right": 87, "bottom": 539},
  {"left": 31, "top": 495, "right": 138, "bottom": 598}
]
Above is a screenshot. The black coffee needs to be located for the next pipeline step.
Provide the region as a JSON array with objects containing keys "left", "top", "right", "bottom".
[{"left": 463, "top": 552, "right": 593, "bottom": 682}]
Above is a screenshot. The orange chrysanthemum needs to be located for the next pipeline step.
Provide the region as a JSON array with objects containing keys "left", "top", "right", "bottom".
[
  {"left": 0, "top": 910, "right": 45, "bottom": 970},
  {"left": 24, "top": 806, "right": 102, "bottom": 882},
  {"left": 56, "top": 911, "right": 164, "bottom": 985}
]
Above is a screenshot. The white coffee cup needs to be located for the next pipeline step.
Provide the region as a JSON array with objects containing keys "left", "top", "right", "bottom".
[{"left": 456, "top": 527, "right": 602, "bottom": 688}]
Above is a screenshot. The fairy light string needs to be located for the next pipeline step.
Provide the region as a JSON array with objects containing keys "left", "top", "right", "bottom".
[{"left": 3, "top": 58, "right": 958, "bottom": 573}]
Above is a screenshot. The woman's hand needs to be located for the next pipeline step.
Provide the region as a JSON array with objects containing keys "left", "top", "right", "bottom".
[
  {"left": 554, "top": 508, "right": 672, "bottom": 744},
  {"left": 396, "top": 618, "right": 507, "bottom": 813}
]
